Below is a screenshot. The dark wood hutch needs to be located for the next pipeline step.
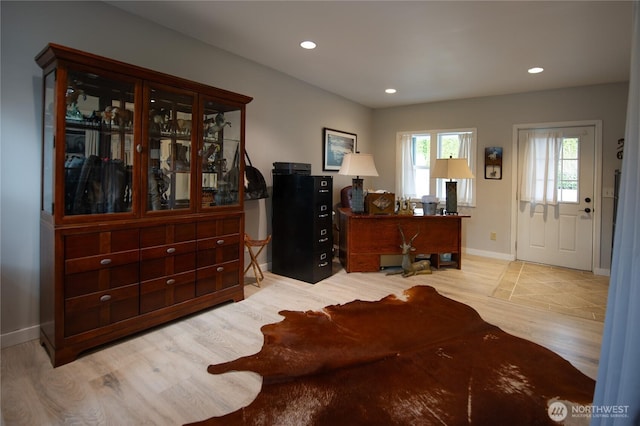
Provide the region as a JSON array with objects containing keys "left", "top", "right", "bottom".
[{"left": 36, "top": 44, "right": 252, "bottom": 366}]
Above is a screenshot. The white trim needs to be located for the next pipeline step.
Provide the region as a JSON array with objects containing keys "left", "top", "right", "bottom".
[
  {"left": 465, "top": 247, "right": 516, "bottom": 262},
  {"left": 593, "top": 267, "right": 611, "bottom": 277},
  {"left": 511, "top": 120, "right": 603, "bottom": 272},
  {"left": 1, "top": 325, "right": 40, "bottom": 349}
]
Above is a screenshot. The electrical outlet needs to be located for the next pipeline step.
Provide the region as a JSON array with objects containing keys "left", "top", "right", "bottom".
[
  {"left": 490, "top": 232, "right": 497, "bottom": 241},
  {"left": 603, "top": 187, "right": 615, "bottom": 198}
]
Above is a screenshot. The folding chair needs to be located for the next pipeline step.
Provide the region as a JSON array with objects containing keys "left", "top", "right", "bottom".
[{"left": 244, "top": 233, "right": 271, "bottom": 287}]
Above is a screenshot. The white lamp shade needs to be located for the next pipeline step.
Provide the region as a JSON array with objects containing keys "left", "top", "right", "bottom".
[
  {"left": 338, "top": 153, "right": 379, "bottom": 177},
  {"left": 431, "top": 158, "right": 475, "bottom": 179}
]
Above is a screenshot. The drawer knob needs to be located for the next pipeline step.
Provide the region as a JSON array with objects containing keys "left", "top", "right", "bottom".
[
  {"left": 166, "top": 247, "right": 176, "bottom": 254},
  {"left": 100, "top": 258, "right": 112, "bottom": 265},
  {"left": 166, "top": 278, "right": 176, "bottom": 285},
  {"left": 99, "top": 294, "right": 112, "bottom": 302},
  {"left": 216, "top": 266, "right": 224, "bottom": 272},
  {"left": 318, "top": 262, "right": 329, "bottom": 267},
  {"left": 319, "top": 237, "right": 329, "bottom": 243},
  {"left": 216, "top": 239, "right": 225, "bottom": 245}
]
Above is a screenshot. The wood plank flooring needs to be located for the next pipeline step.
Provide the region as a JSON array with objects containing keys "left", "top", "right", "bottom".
[{"left": 1, "top": 255, "right": 605, "bottom": 425}]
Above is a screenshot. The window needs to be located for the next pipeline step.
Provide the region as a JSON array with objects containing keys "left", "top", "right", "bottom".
[
  {"left": 519, "top": 130, "right": 581, "bottom": 206},
  {"left": 396, "top": 129, "right": 476, "bottom": 207},
  {"left": 558, "top": 138, "right": 579, "bottom": 202}
]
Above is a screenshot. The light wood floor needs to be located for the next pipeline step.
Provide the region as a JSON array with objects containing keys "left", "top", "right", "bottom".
[{"left": 1, "top": 255, "right": 605, "bottom": 425}]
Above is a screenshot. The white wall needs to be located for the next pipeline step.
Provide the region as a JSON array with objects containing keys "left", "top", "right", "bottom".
[
  {"left": 0, "top": 1, "right": 371, "bottom": 345},
  {"left": 371, "top": 84, "right": 628, "bottom": 269}
]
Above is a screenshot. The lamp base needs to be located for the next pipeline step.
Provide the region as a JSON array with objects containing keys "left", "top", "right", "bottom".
[
  {"left": 351, "top": 177, "right": 365, "bottom": 214},
  {"left": 445, "top": 181, "right": 458, "bottom": 215}
]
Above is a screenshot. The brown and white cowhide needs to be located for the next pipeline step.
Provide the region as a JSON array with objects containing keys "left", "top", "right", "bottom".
[{"left": 187, "top": 285, "right": 594, "bottom": 425}]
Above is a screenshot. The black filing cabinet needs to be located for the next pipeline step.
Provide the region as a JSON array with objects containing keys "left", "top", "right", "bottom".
[{"left": 272, "top": 174, "right": 333, "bottom": 283}]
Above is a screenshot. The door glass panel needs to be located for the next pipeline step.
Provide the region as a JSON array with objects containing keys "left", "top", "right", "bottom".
[
  {"left": 43, "top": 71, "right": 55, "bottom": 214},
  {"left": 64, "top": 69, "right": 135, "bottom": 215},
  {"left": 558, "top": 138, "right": 579, "bottom": 203},
  {"left": 148, "top": 88, "right": 193, "bottom": 211},
  {"left": 201, "top": 101, "right": 241, "bottom": 207}
]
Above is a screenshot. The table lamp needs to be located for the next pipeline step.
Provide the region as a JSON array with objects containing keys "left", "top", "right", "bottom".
[
  {"left": 431, "top": 156, "right": 474, "bottom": 214},
  {"left": 339, "top": 153, "right": 379, "bottom": 213}
]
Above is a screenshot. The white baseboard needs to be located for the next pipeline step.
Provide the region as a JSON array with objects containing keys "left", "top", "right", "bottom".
[
  {"left": 464, "top": 248, "right": 611, "bottom": 277},
  {"left": 464, "top": 247, "right": 516, "bottom": 261},
  {"left": 593, "top": 268, "right": 611, "bottom": 277},
  {"left": 1, "top": 324, "right": 39, "bottom": 349}
]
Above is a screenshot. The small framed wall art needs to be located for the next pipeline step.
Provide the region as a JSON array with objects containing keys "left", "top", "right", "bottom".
[
  {"left": 484, "top": 147, "right": 503, "bottom": 180},
  {"left": 323, "top": 128, "right": 357, "bottom": 171}
]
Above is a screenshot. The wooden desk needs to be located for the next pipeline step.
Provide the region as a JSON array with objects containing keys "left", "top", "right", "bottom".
[{"left": 338, "top": 208, "right": 469, "bottom": 272}]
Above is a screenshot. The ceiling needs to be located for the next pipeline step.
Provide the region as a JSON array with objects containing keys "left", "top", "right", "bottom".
[{"left": 109, "top": 1, "right": 633, "bottom": 109}]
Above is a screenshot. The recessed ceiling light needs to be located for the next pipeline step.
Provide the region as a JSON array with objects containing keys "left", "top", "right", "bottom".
[
  {"left": 528, "top": 67, "right": 544, "bottom": 74},
  {"left": 300, "top": 40, "right": 317, "bottom": 50},
  {"left": 385, "top": 88, "right": 397, "bottom": 94}
]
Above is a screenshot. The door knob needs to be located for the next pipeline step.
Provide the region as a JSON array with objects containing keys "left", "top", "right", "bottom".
[{"left": 583, "top": 207, "right": 592, "bottom": 213}]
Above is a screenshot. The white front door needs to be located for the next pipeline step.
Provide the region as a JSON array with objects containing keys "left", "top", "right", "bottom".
[{"left": 516, "top": 126, "right": 595, "bottom": 271}]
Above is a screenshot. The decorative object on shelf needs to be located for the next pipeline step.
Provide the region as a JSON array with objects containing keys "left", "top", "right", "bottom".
[
  {"left": 365, "top": 192, "right": 395, "bottom": 215},
  {"left": 385, "top": 227, "right": 431, "bottom": 277},
  {"left": 617, "top": 138, "right": 624, "bottom": 159},
  {"left": 484, "top": 147, "right": 503, "bottom": 180},
  {"left": 338, "top": 153, "right": 379, "bottom": 214},
  {"left": 323, "top": 128, "right": 356, "bottom": 171},
  {"left": 431, "top": 156, "right": 474, "bottom": 215},
  {"left": 421, "top": 195, "right": 439, "bottom": 215},
  {"left": 397, "top": 196, "right": 414, "bottom": 215},
  {"left": 244, "top": 152, "right": 268, "bottom": 200}
]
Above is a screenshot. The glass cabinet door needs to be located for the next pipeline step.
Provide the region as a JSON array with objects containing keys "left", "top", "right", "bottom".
[
  {"left": 200, "top": 100, "right": 242, "bottom": 208},
  {"left": 42, "top": 71, "right": 56, "bottom": 214},
  {"left": 146, "top": 87, "right": 194, "bottom": 212},
  {"left": 63, "top": 68, "right": 136, "bottom": 216}
]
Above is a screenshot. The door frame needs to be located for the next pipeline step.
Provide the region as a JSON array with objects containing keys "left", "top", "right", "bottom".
[{"left": 510, "top": 120, "right": 603, "bottom": 273}]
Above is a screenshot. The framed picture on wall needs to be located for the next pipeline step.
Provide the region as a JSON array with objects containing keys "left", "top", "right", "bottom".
[
  {"left": 485, "top": 147, "right": 503, "bottom": 179},
  {"left": 323, "top": 128, "right": 357, "bottom": 171}
]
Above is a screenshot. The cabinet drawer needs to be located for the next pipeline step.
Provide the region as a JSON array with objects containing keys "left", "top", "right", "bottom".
[
  {"left": 310, "top": 250, "right": 333, "bottom": 282},
  {"left": 140, "top": 223, "right": 196, "bottom": 248},
  {"left": 197, "top": 236, "right": 240, "bottom": 267},
  {"left": 140, "top": 270, "right": 196, "bottom": 314},
  {"left": 315, "top": 203, "right": 332, "bottom": 222},
  {"left": 196, "top": 260, "right": 240, "bottom": 296},
  {"left": 197, "top": 216, "right": 241, "bottom": 238},
  {"left": 315, "top": 250, "right": 332, "bottom": 270},
  {"left": 65, "top": 249, "right": 139, "bottom": 274},
  {"left": 140, "top": 253, "right": 196, "bottom": 282},
  {"left": 65, "top": 229, "right": 140, "bottom": 260},
  {"left": 313, "top": 177, "right": 332, "bottom": 194},
  {"left": 64, "top": 284, "right": 139, "bottom": 337},
  {"left": 314, "top": 225, "right": 332, "bottom": 247},
  {"left": 140, "top": 240, "right": 197, "bottom": 260},
  {"left": 65, "top": 262, "right": 139, "bottom": 298}
]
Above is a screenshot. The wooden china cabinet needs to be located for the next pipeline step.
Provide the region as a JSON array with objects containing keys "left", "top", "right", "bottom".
[{"left": 36, "top": 44, "right": 252, "bottom": 366}]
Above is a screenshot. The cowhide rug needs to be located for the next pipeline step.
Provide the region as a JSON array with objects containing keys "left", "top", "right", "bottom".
[{"left": 187, "top": 285, "right": 594, "bottom": 425}]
